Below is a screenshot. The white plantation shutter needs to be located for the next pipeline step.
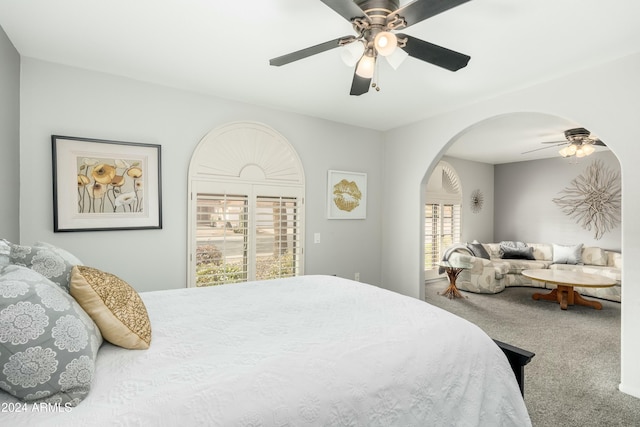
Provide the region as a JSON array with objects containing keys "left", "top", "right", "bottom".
[
  {"left": 193, "top": 186, "right": 304, "bottom": 286},
  {"left": 424, "top": 204, "right": 440, "bottom": 270},
  {"left": 195, "top": 194, "right": 249, "bottom": 286},
  {"left": 255, "top": 196, "right": 303, "bottom": 280}
]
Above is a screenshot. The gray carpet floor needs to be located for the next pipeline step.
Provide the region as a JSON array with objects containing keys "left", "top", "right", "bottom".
[{"left": 424, "top": 282, "right": 640, "bottom": 427}]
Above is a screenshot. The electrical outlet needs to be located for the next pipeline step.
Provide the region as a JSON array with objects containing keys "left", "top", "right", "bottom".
[{"left": 354, "top": 272, "right": 360, "bottom": 281}]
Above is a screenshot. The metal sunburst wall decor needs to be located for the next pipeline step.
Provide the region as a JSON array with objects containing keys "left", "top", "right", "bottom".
[
  {"left": 552, "top": 159, "right": 621, "bottom": 240},
  {"left": 470, "top": 189, "right": 484, "bottom": 214}
]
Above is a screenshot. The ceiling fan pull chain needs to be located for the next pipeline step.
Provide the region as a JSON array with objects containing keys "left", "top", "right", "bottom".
[{"left": 373, "top": 59, "right": 381, "bottom": 92}]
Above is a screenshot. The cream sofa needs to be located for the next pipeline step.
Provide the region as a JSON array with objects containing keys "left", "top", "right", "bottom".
[{"left": 446, "top": 242, "right": 622, "bottom": 302}]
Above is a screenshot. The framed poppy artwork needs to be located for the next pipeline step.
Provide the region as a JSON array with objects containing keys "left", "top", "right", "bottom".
[{"left": 52, "top": 135, "right": 162, "bottom": 232}]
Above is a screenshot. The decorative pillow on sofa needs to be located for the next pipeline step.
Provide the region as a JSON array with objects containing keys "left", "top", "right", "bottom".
[
  {"left": 9, "top": 242, "right": 83, "bottom": 293},
  {"left": 499, "top": 241, "right": 527, "bottom": 250},
  {"left": 500, "top": 246, "right": 536, "bottom": 260},
  {"left": 553, "top": 243, "right": 583, "bottom": 265},
  {"left": 582, "top": 247, "right": 607, "bottom": 266},
  {"left": 499, "top": 241, "right": 534, "bottom": 260},
  {"left": 467, "top": 240, "right": 491, "bottom": 259},
  {"left": 70, "top": 266, "right": 152, "bottom": 350},
  {"left": 0, "top": 265, "right": 102, "bottom": 406}
]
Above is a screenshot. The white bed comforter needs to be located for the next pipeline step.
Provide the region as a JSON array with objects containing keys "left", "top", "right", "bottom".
[{"left": 1, "top": 275, "right": 531, "bottom": 426}]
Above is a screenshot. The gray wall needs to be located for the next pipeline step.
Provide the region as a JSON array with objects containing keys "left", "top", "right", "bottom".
[
  {"left": 19, "top": 58, "right": 384, "bottom": 291},
  {"left": 442, "top": 156, "right": 494, "bottom": 244},
  {"left": 494, "top": 151, "right": 620, "bottom": 250},
  {"left": 0, "top": 25, "right": 20, "bottom": 241}
]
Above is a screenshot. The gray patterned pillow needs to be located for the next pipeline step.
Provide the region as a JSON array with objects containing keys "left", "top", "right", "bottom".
[
  {"left": 0, "top": 265, "right": 102, "bottom": 406},
  {"left": 9, "top": 242, "right": 83, "bottom": 293}
]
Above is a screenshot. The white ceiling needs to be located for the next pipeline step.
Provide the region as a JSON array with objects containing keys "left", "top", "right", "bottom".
[{"left": 1, "top": 0, "right": 638, "bottom": 164}]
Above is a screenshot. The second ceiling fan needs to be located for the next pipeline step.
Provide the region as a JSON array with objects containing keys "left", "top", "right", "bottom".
[
  {"left": 269, "top": 0, "right": 472, "bottom": 96},
  {"left": 522, "top": 128, "right": 607, "bottom": 158}
]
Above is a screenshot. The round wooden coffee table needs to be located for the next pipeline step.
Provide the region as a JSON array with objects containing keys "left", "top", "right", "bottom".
[{"left": 522, "top": 269, "right": 616, "bottom": 310}]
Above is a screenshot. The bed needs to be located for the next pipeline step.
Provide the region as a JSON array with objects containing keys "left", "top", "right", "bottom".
[{"left": 1, "top": 274, "right": 531, "bottom": 426}]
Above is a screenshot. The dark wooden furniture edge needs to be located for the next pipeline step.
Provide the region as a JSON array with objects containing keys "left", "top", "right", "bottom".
[{"left": 494, "top": 339, "right": 535, "bottom": 397}]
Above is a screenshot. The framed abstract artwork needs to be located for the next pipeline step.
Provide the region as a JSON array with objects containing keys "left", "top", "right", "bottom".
[
  {"left": 52, "top": 135, "right": 162, "bottom": 232},
  {"left": 327, "top": 170, "right": 367, "bottom": 219}
]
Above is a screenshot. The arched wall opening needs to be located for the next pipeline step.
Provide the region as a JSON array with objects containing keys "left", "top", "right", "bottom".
[
  {"left": 419, "top": 112, "right": 622, "bottom": 290},
  {"left": 418, "top": 110, "right": 623, "bottom": 385}
]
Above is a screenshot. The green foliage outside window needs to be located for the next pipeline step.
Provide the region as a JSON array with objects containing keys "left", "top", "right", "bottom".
[{"left": 196, "top": 244, "right": 295, "bottom": 287}]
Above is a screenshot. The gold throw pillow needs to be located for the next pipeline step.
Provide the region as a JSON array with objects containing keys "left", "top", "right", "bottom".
[{"left": 70, "top": 265, "right": 151, "bottom": 350}]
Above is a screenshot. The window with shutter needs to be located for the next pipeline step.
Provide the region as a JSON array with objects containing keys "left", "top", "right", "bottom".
[
  {"left": 188, "top": 122, "right": 305, "bottom": 287},
  {"left": 424, "top": 162, "right": 462, "bottom": 278}
]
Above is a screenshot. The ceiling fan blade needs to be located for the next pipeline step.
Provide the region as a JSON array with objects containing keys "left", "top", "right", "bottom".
[
  {"left": 397, "top": 34, "right": 470, "bottom": 71},
  {"left": 350, "top": 72, "right": 371, "bottom": 96},
  {"left": 541, "top": 138, "right": 606, "bottom": 146},
  {"left": 270, "top": 36, "right": 356, "bottom": 66},
  {"left": 521, "top": 143, "right": 566, "bottom": 155},
  {"left": 320, "top": 0, "right": 368, "bottom": 22},
  {"left": 389, "top": 0, "right": 472, "bottom": 29}
]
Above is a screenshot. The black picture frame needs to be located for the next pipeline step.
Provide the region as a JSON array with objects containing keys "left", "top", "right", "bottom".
[{"left": 52, "top": 135, "right": 162, "bottom": 232}]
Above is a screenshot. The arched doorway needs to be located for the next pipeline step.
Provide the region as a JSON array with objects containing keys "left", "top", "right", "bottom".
[{"left": 419, "top": 111, "right": 624, "bottom": 413}]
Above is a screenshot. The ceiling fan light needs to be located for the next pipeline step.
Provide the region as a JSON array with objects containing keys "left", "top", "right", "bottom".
[
  {"left": 567, "top": 144, "right": 577, "bottom": 155},
  {"left": 374, "top": 31, "right": 397, "bottom": 57},
  {"left": 558, "top": 146, "right": 571, "bottom": 157},
  {"left": 582, "top": 144, "right": 596, "bottom": 156},
  {"left": 385, "top": 47, "right": 409, "bottom": 70},
  {"left": 575, "top": 147, "right": 586, "bottom": 158},
  {"left": 355, "top": 53, "right": 376, "bottom": 78},
  {"left": 341, "top": 41, "right": 365, "bottom": 67}
]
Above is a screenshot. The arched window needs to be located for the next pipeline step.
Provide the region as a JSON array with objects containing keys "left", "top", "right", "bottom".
[
  {"left": 187, "top": 122, "right": 305, "bottom": 287},
  {"left": 424, "top": 161, "right": 462, "bottom": 279}
]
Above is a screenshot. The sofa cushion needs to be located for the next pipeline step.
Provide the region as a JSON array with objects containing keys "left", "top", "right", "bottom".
[
  {"left": 528, "top": 243, "right": 553, "bottom": 261},
  {"left": 553, "top": 243, "right": 583, "bottom": 265},
  {"left": 505, "top": 259, "right": 552, "bottom": 274},
  {"left": 607, "top": 251, "right": 622, "bottom": 269},
  {"left": 582, "top": 247, "right": 607, "bottom": 266}
]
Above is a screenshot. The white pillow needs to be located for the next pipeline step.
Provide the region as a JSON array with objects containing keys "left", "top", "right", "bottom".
[{"left": 553, "top": 243, "right": 583, "bottom": 265}]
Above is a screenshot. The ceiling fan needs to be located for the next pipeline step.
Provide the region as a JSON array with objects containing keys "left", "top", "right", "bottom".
[
  {"left": 522, "top": 128, "right": 607, "bottom": 158},
  {"left": 269, "top": 0, "right": 472, "bottom": 96}
]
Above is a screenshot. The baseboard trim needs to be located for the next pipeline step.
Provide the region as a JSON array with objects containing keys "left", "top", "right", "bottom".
[{"left": 619, "top": 383, "right": 640, "bottom": 399}]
